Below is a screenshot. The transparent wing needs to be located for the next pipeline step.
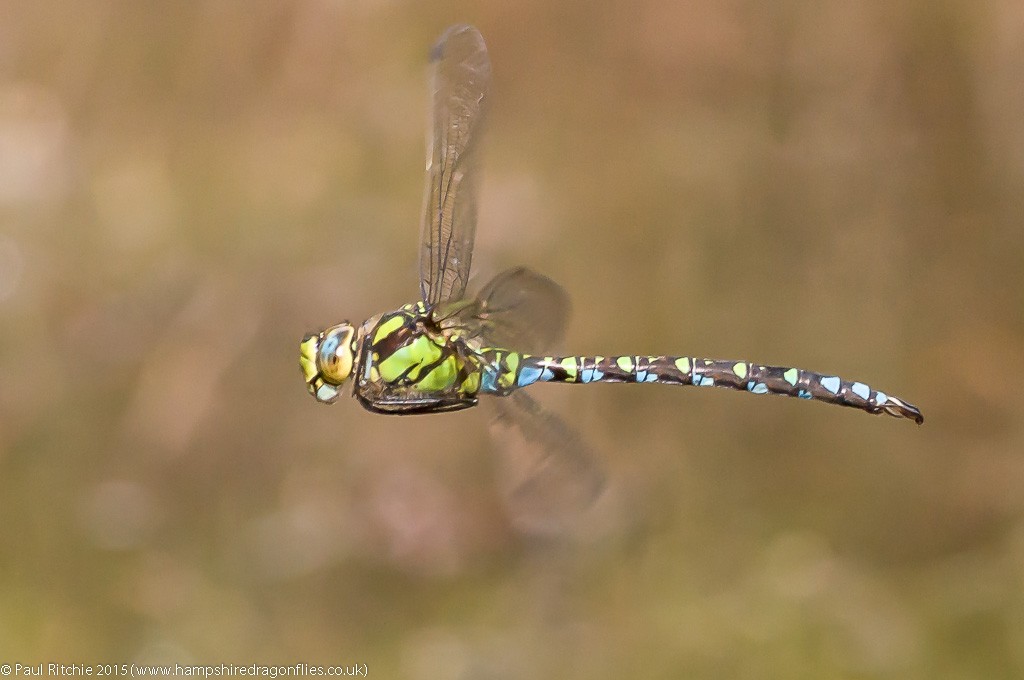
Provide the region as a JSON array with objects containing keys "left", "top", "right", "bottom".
[
  {"left": 490, "top": 391, "right": 607, "bottom": 536},
  {"left": 440, "top": 270, "right": 605, "bottom": 534},
  {"left": 434, "top": 268, "right": 604, "bottom": 533},
  {"left": 419, "top": 25, "right": 491, "bottom": 305},
  {"left": 433, "top": 267, "right": 570, "bottom": 354},
  {"left": 474, "top": 267, "right": 571, "bottom": 351}
]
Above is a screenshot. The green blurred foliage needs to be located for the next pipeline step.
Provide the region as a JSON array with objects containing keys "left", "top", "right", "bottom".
[{"left": 1, "top": 0, "right": 1022, "bottom": 677}]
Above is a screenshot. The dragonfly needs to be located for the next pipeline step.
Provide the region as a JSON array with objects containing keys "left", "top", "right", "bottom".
[{"left": 300, "top": 25, "right": 923, "bottom": 433}]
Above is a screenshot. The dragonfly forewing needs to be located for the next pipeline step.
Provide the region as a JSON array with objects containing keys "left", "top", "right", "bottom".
[{"left": 419, "top": 24, "right": 491, "bottom": 305}]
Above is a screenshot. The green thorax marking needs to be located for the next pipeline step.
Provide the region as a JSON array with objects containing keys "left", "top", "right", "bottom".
[{"left": 365, "top": 305, "right": 479, "bottom": 395}]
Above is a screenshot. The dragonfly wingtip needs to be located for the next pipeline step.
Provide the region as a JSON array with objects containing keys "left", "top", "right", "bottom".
[{"left": 430, "top": 24, "right": 479, "bottom": 62}]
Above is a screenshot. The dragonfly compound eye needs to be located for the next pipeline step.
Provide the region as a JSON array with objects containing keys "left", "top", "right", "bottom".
[
  {"left": 300, "top": 324, "right": 356, "bottom": 404},
  {"left": 316, "top": 324, "right": 356, "bottom": 386}
]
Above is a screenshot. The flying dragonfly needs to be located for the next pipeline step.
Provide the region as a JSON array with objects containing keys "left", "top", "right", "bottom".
[{"left": 300, "top": 25, "right": 922, "bottom": 437}]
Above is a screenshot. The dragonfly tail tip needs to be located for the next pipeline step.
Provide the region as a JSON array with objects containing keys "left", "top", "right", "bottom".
[{"left": 882, "top": 396, "right": 923, "bottom": 425}]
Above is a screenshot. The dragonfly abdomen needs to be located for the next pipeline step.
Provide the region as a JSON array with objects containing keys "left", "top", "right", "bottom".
[{"left": 504, "top": 354, "right": 923, "bottom": 423}]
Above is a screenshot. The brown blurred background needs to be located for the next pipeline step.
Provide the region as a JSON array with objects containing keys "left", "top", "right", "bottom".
[{"left": 1, "top": 0, "right": 1022, "bottom": 676}]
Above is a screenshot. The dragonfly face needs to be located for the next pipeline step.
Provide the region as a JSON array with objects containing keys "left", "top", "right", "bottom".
[{"left": 300, "top": 323, "right": 357, "bottom": 404}]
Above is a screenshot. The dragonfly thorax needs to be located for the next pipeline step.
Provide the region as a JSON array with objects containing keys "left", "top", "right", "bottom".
[{"left": 344, "top": 304, "right": 485, "bottom": 414}]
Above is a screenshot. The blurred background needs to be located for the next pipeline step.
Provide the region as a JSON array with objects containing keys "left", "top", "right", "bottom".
[{"left": 1, "top": 0, "right": 1022, "bottom": 676}]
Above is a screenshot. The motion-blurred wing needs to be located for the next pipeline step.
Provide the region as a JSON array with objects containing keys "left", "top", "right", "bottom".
[
  {"left": 434, "top": 267, "right": 570, "bottom": 353},
  {"left": 419, "top": 25, "right": 491, "bottom": 305},
  {"left": 490, "top": 391, "right": 607, "bottom": 536},
  {"left": 474, "top": 267, "right": 571, "bottom": 352}
]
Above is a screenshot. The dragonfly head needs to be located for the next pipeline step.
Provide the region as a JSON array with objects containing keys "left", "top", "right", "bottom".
[{"left": 300, "top": 323, "right": 357, "bottom": 404}]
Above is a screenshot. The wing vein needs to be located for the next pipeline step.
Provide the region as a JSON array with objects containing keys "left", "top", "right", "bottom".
[{"left": 418, "top": 25, "right": 490, "bottom": 305}]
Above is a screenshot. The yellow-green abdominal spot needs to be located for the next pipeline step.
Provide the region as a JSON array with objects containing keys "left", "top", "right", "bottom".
[
  {"left": 674, "top": 357, "right": 691, "bottom": 373},
  {"left": 784, "top": 368, "right": 799, "bottom": 386},
  {"left": 616, "top": 356, "right": 635, "bottom": 372},
  {"left": 560, "top": 357, "right": 578, "bottom": 381},
  {"left": 499, "top": 352, "right": 522, "bottom": 389},
  {"left": 732, "top": 362, "right": 747, "bottom": 380}
]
